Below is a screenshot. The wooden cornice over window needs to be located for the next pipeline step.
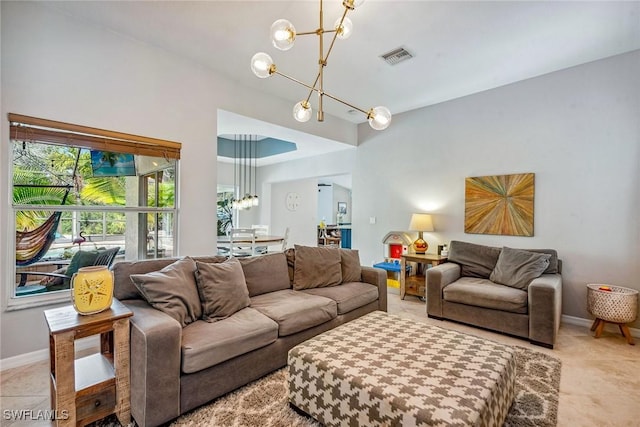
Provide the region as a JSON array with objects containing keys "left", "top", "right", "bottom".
[{"left": 9, "top": 113, "right": 181, "bottom": 159}]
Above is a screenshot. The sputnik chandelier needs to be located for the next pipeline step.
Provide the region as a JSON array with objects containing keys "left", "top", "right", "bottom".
[{"left": 250, "top": 0, "right": 392, "bottom": 130}]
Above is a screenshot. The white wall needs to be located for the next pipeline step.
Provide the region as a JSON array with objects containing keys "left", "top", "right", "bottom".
[
  {"left": 270, "top": 179, "right": 318, "bottom": 248},
  {"left": 0, "top": 1, "right": 356, "bottom": 360},
  {"left": 353, "top": 50, "right": 640, "bottom": 327}
]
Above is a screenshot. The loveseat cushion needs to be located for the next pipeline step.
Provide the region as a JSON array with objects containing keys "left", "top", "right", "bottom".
[
  {"left": 489, "top": 247, "right": 551, "bottom": 290},
  {"left": 293, "top": 245, "right": 342, "bottom": 290},
  {"left": 301, "top": 282, "right": 378, "bottom": 315},
  {"left": 250, "top": 289, "right": 337, "bottom": 336},
  {"left": 448, "top": 241, "right": 501, "bottom": 278},
  {"left": 195, "top": 258, "right": 250, "bottom": 322},
  {"left": 443, "top": 277, "right": 528, "bottom": 314},
  {"left": 180, "top": 307, "right": 278, "bottom": 374},
  {"left": 239, "top": 252, "right": 290, "bottom": 296},
  {"left": 130, "top": 257, "right": 202, "bottom": 327}
]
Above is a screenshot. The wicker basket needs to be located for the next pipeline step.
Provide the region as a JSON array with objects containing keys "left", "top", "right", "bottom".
[{"left": 587, "top": 284, "right": 639, "bottom": 323}]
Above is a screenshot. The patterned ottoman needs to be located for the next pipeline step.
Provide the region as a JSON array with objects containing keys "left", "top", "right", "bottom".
[{"left": 288, "top": 311, "right": 516, "bottom": 426}]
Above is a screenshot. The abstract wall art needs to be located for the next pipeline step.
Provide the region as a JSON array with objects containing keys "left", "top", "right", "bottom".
[{"left": 464, "top": 173, "right": 535, "bottom": 236}]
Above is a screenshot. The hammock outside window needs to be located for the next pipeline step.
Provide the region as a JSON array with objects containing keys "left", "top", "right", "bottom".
[{"left": 10, "top": 113, "right": 181, "bottom": 299}]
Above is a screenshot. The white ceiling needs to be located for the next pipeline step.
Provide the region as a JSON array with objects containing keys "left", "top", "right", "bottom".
[{"left": 43, "top": 0, "right": 640, "bottom": 162}]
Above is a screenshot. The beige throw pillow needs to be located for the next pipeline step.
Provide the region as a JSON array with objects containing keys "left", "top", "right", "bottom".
[
  {"left": 130, "top": 257, "right": 202, "bottom": 327},
  {"left": 340, "top": 249, "right": 362, "bottom": 283},
  {"left": 490, "top": 247, "right": 551, "bottom": 290},
  {"left": 195, "top": 258, "right": 250, "bottom": 322},
  {"left": 293, "top": 244, "right": 342, "bottom": 290}
]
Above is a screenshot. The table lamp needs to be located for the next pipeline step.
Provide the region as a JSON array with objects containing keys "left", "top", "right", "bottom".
[{"left": 409, "top": 213, "right": 434, "bottom": 254}]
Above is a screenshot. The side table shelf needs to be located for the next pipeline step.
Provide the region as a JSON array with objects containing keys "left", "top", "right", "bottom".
[
  {"left": 400, "top": 254, "right": 448, "bottom": 300},
  {"left": 44, "top": 299, "right": 133, "bottom": 426}
]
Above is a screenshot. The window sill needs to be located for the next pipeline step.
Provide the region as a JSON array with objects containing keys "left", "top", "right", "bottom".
[{"left": 5, "top": 290, "right": 71, "bottom": 311}]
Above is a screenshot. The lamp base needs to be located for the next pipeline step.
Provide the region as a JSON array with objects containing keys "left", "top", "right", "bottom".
[{"left": 412, "top": 238, "right": 428, "bottom": 254}]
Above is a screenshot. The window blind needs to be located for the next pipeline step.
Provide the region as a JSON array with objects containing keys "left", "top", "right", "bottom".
[{"left": 9, "top": 113, "right": 181, "bottom": 159}]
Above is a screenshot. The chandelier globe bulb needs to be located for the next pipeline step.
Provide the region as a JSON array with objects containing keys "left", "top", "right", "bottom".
[
  {"left": 343, "top": 0, "right": 365, "bottom": 10},
  {"left": 270, "top": 19, "right": 296, "bottom": 51},
  {"left": 368, "top": 106, "right": 392, "bottom": 130},
  {"left": 293, "top": 101, "right": 312, "bottom": 122},
  {"left": 250, "top": 52, "right": 275, "bottom": 78},
  {"left": 335, "top": 17, "right": 353, "bottom": 39}
]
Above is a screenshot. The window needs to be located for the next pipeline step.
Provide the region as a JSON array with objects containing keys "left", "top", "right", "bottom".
[{"left": 9, "top": 114, "right": 180, "bottom": 309}]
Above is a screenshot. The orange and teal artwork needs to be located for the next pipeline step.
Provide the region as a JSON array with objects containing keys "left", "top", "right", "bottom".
[{"left": 464, "top": 173, "right": 534, "bottom": 236}]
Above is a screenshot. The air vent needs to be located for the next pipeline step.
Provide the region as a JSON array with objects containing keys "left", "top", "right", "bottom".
[{"left": 380, "top": 47, "right": 413, "bottom": 66}]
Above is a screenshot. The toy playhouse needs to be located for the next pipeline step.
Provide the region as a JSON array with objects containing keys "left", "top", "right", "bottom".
[{"left": 373, "top": 231, "right": 414, "bottom": 288}]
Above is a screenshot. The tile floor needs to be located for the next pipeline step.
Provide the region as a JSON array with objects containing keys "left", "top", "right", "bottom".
[{"left": 1, "top": 291, "right": 639, "bottom": 426}]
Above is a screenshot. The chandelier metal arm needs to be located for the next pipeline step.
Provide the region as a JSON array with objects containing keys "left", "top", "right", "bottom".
[{"left": 274, "top": 69, "right": 369, "bottom": 116}]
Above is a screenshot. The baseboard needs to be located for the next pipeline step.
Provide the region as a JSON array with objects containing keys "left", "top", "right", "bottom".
[
  {"left": 0, "top": 336, "right": 99, "bottom": 371},
  {"left": 561, "top": 314, "right": 639, "bottom": 338}
]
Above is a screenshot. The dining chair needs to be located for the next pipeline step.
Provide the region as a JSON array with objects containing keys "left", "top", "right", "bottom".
[
  {"left": 228, "top": 228, "right": 257, "bottom": 257},
  {"left": 251, "top": 225, "right": 269, "bottom": 254}
]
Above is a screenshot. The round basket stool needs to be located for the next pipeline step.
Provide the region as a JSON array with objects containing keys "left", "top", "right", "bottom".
[{"left": 587, "top": 284, "right": 638, "bottom": 345}]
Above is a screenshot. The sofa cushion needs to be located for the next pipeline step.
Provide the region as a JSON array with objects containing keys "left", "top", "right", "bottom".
[
  {"left": 521, "top": 248, "right": 559, "bottom": 274},
  {"left": 340, "top": 249, "right": 362, "bottom": 283},
  {"left": 239, "top": 252, "right": 290, "bottom": 296},
  {"left": 443, "top": 277, "right": 528, "bottom": 314},
  {"left": 448, "top": 240, "right": 501, "bottom": 278},
  {"left": 301, "top": 282, "right": 378, "bottom": 315},
  {"left": 490, "top": 247, "right": 551, "bottom": 290},
  {"left": 180, "top": 307, "right": 278, "bottom": 374},
  {"left": 114, "top": 255, "right": 227, "bottom": 300},
  {"left": 130, "top": 257, "right": 202, "bottom": 327},
  {"left": 195, "top": 258, "right": 250, "bottom": 322},
  {"left": 250, "top": 289, "right": 337, "bottom": 336},
  {"left": 293, "top": 245, "right": 342, "bottom": 290}
]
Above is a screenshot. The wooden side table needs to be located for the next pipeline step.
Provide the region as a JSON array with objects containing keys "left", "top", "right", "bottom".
[
  {"left": 400, "top": 253, "right": 448, "bottom": 300},
  {"left": 44, "top": 299, "right": 133, "bottom": 426}
]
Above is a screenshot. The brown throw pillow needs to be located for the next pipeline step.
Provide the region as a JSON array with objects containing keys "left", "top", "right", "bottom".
[
  {"left": 293, "top": 244, "right": 342, "bottom": 290},
  {"left": 130, "top": 257, "right": 202, "bottom": 327},
  {"left": 448, "top": 240, "right": 501, "bottom": 278},
  {"left": 489, "top": 247, "right": 551, "bottom": 290},
  {"left": 340, "top": 249, "right": 362, "bottom": 283},
  {"left": 239, "top": 252, "right": 290, "bottom": 297},
  {"left": 195, "top": 258, "right": 250, "bottom": 322}
]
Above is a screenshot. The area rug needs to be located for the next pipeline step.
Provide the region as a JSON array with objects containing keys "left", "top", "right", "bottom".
[{"left": 170, "top": 346, "right": 561, "bottom": 427}]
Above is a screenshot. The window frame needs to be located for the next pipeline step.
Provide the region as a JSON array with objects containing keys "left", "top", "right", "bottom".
[{"left": 6, "top": 114, "right": 181, "bottom": 311}]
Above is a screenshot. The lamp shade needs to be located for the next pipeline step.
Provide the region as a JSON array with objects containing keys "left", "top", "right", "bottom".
[{"left": 409, "top": 213, "right": 434, "bottom": 232}]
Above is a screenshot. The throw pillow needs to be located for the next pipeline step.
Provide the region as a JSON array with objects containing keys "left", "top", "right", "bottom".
[
  {"left": 448, "top": 240, "right": 501, "bottom": 278},
  {"left": 340, "top": 249, "right": 362, "bottom": 283},
  {"left": 490, "top": 247, "right": 551, "bottom": 290},
  {"left": 293, "top": 244, "right": 342, "bottom": 290},
  {"left": 130, "top": 257, "right": 202, "bottom": 327},
  {"left": 239, "top": 252, "right": 290, "bottom": 297},
  {"left": 195, "top": 258, "right": 251, "bottom": 322}
]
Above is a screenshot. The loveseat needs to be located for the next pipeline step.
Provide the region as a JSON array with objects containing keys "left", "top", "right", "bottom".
[
  {"left": 426, "top": 241, "right": 562, "bottom": 348},
  {"left": 112, "top": 245, "right": 387, "bottom": 427}
]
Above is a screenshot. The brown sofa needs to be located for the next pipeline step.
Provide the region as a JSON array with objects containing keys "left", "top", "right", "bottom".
[
  {"left": 112, "top": 246, "right": 387, "bottom": 427},
  {"left": 426, "top": 241, "right": 562, "bottom": 348}
]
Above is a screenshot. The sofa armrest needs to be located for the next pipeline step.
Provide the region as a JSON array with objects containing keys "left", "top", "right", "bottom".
[
  {"left": 426, "top": 263, "right": 461, "bottom": 317},
  {"left": 361, "top": 266, "right": 387, "bottom": 312},
  {"left": 123, "top": 299, "right": 183, "bottom": 427},
  {"left": 528, "top": 273, "right": 562, "bottom": 348}
]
